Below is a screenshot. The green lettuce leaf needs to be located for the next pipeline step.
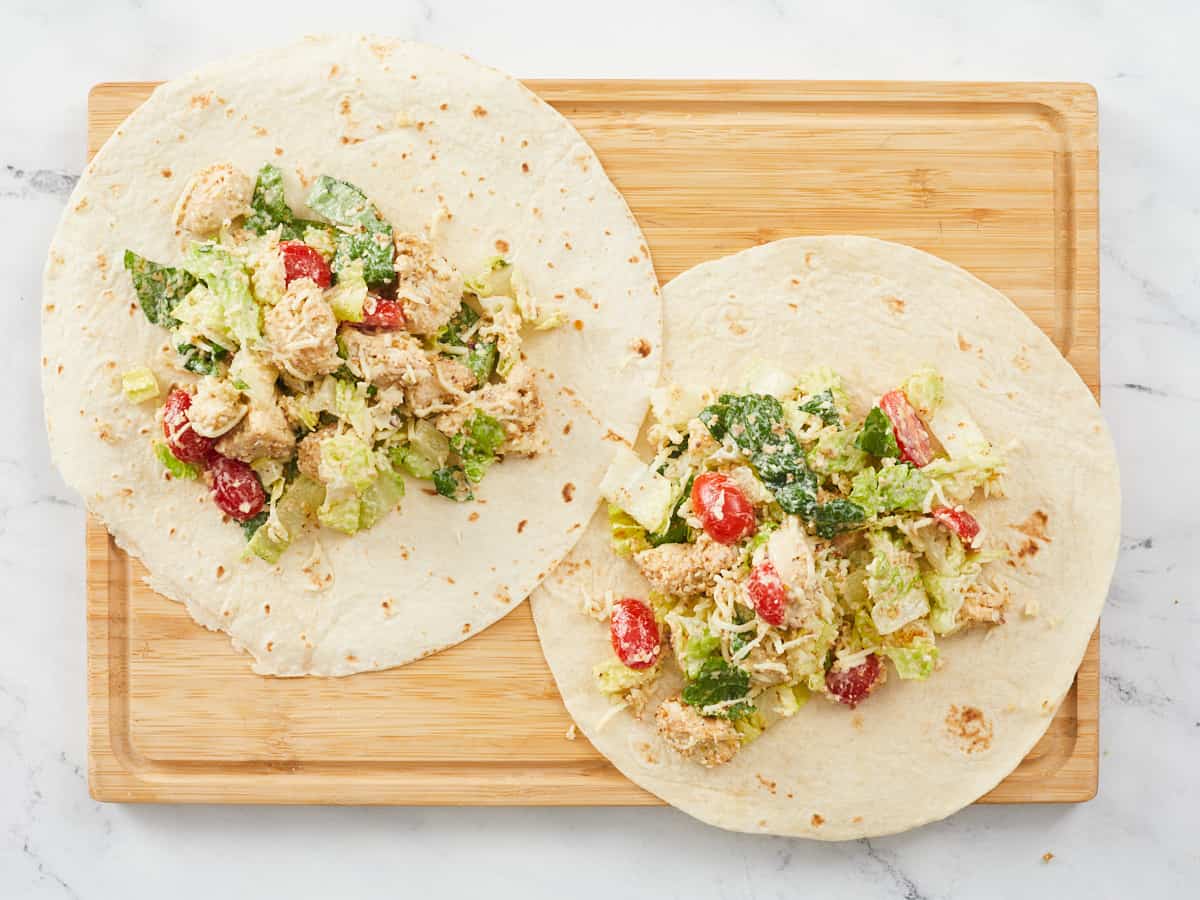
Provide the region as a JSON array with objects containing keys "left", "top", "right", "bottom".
[
  {"left": 153, "top": 442, "right": 199, "bottom": 480},
  {"left": 123, "top": 250, "right": 196, "bottom": 328},
  {"left": 681, "top": 656, "right": 754, "bottom": 720},
  {"left": 855, "top": 407, "right": 899, "bottom": 458},
  {"left": 305, "top": 175, "right": 394, "bottom": 284}
]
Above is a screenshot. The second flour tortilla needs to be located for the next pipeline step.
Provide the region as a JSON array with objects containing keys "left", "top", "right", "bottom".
[
  {"left": 43, "top": 36, "right": 660, "bottom": 675},
  {"left": 531, "top": 236, "right": 1118, "bottom": 839}
]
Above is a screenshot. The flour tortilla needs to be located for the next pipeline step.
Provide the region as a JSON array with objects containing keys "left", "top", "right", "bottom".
[
  {"left": 42, "top": 35, "right": 660, "bottom": 675},
  {"left": 531, "top": 236, "right": 1119, "bottom": 839}
]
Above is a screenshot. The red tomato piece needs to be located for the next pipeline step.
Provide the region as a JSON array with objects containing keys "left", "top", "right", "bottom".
[
  {"left": 610, "top": 598, "right": 661, "bottom": 669},
  {"left": 691, "top": 472, "right": 757, "bottom": 545},
  {"left": 747, "top": 560, "right": 788, "bottom": 626},
  {"left": 279, "top": 241, "right": 332, "bottom": 289},
  {"left": 879, "top": 390, "right": 934, "bottom": 467},
  {"left": 825, "top": 653, "right": 883, "bottom": 708},
  {"left": 359, "top": 295, "right": 405, "bottom": 329},
  {"left": 161, "top": 388, "right": 215, "bottom": 464},
  {"left": 931, "top": 506, "right": 982, "bottom": 544},
  {"left": 209, "top": 456, "right": 266, "bottom": 521}
]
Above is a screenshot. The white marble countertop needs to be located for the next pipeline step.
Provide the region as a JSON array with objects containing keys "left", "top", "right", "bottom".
[{"left": 3, "top": 1, "right": 1196, "bottom": 896}]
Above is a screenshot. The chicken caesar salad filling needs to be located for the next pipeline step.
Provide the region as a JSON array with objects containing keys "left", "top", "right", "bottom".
[
  {"left": 593, "top": 365, "right": 1010, "bottom": 767},
  {"left": 120, "top": 162, "right": 563, "bottom": 562}
]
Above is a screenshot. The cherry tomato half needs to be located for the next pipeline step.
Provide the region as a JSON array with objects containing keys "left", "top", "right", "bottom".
[
  {"left": 879, "top": 389, "right": 934, "bottom": 467},
  {"left": 691, "top": 472, "right": 757, "bottom": 545},
  {"left": 209, "top": 456, "right": 266, "bottom": 522},
  {"left": 280, "top": 241, "right": 332, "bottom": 289},
  {"left": 931, "top": 506, "right": 982, "bottom": 544},
  {"left": 747, "top": 559, "right": 788, "bottom": 626},
  {"left": 161, "top": 388, "right": 214, "bottom": 464},
  {"left": 825, "top": 653, "right": 883, "bottom": 708},
  {"left": 610, "top": 598, "right": 661, "bottom": 670}
]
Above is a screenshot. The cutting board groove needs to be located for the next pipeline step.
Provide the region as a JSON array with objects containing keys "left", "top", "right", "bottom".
[{"left": 86, "top": 79, "right": 1099, "bottom": 805}]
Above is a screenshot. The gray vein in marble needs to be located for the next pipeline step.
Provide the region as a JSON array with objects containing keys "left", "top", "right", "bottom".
[
  {"left": 1102, "top": 673, "right": 1174, "bottom": 712},
  {"left": 859, "top": 839, "right": 927, "bottom": 900},
  {"left": 0, "top": 165, "right": 80, "bottom": 199}
]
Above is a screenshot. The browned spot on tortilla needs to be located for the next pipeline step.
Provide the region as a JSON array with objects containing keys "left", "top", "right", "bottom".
[
  {"left": 627, "top": 255, "right": 639, "bottom": 264},
  {"left": 56, "top": 364, "right": 63, "bottom": 374},
  {"left": 755, "top": 774, "right": 777, "bottom": 793},
  {"left": 265, "top": 641, "right": 274, "bottom": 652},
  {"left": 562, "top": 422, "right": 572, "bottom": 436},
  {"left": 573, "top": 287, "right": 592, "bottom": 300},
  {"left": 439, "top": 103, "right": 449, "bottom": 111},
  {"left": 1013, "top": 347, "right": 1032, "bottom": 372},
  {"left": 572, "top": 319, "right": 584, "bottom": 331},
  {"left": 851, "top": 714, "right": 864, "bottom": 731},
  {"left": 631, "top": 338, "right": 651, "bottom": 358},
  {"left": 521, "top": 162, "right": 530, "bottom": 174},
  {"left": 728, "top": 320, "right": 748, "bottom": 336},
  {"left": 852, "top": 815, "right": 863, "bottom": 824},
  {"left": 946, "top": 704, "right": 993, "bottom": 754},
  {"left": 189, "top": 93, "right": 211, "bottom": 109},
  {"left": 74, "top": 198, "right": 89, "bottom": 212},
  {"left": 602, "top": 429, "right": 626, "bottom": 443},
  {"left": 44, "top": 305, "right": 55, "bottom": 314},
  {"left": 811, "top": 814, "right": 825, "bottom": 828},
  {"left": 1014, "top": 539, "right": 1041, "bottom": 561},
  {"left": 160, "top": 168, "right": 172, "bottom": 179},
  {"left": 252, "top": 125, "right": 268, "bottom": 137},
  {"left": 496, "top": 587, "right": 512, "bottom": 604},
  {"left": 473, "top": 105, "right": 488, "bottom": 117},
  {"left": 468, "top": 511, "right": 480, "bottom": 523},
  {"left": 273, "top": 146, "right": 284, "bottom": 156},
  {"left": 263, "top": 603, "right": 270, "bottom": 615},
  {"left": 340, "top": 135, "right": 363, "bottom": 146},
  {"left": 461, "top": 623, "right": 471, "bottom": 634},
  {"left": 446, "top": 576, "right": 455, "bottom": 585},
  {"left": 517, "top": 519, "right": 528, "bottom": 534},
  {"left": 562, "top": 483, "right": 575, "bottom": 502},
  {"left": 885, "top": 295, "right": 905, "bottom": 314},
  {"left": 495, "top": 239, "right": 509, "bottom": 253},
  {"left": 1042, "top": 852, "right": 1055, "bottom": 864},
  {"left": 339, "top": 97, "right": 351, "bottom": 115},
  {"left": 216, "top": 566, "right": 225, "bottom": 578},
  {"left": 346, "top": 654, "right": 357, "bottom": 663},
  {"left": 1014, "top": 510, "right": 1051, "bottom": 542}
]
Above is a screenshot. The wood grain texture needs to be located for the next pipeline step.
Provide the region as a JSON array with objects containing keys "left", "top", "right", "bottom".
[{"left": 86, "top": 79, "right": 1099, "bottom": 805}]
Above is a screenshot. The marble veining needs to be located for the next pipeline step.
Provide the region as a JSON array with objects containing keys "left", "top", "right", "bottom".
[{"left": 2, "top": 1, "right": 1196, "bottom": 897}]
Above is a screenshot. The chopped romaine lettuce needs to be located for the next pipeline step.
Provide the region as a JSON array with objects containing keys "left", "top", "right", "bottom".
[
  {"left": 922, "top": 453, "right": 1006, "bottom": 503},
  {"left": 599, "top": 445, "right": 677, "bottom": 533},
  {"left": 318, "top": 495, "right": 363, "bottom": 535},
  {"left": 244, "top": 163, "right": 312, "bottom": 240},
  {"left": 326, "top": 259, "right": 367, "bottom": 323},
  {"left": 432, "top": 465, "right": 472, "bottom": 502},
  {"left": 865, "top": 531, "right": 930, "bottom": 634},
  {"left": 680, "top": 628, "right": 721, "bottom": 678},
  {"left": 123, "top": 251, "right": 197, "bottom": 328},
  {"left": 305, "top": 176, "right": 395, "bottom": 285},
  {"left": 901, "top": 367, "right": 944, "bottom": 419},
  {"left": 303, "top": 225, "right": 337, "bottom": 260},
  {"left": 881, "top": 643, "right": 939, "bottom": 680},
  {"left": 813, "top": 498, "right": 867, "bottom": 539},
  {"left": 319, "top": 432, "right": 376, "bottom": 494},
  {"left": 183, "top": 242, "right": 262, "bottom": 348},
  {"left": 463, "top": 256, "right": 511, "bottom": 298},
  {"left": 176, "top": 339, "right": 229, "bottom": 376},
  {"left": 850, "top": 463, "right": 931, "bottom": 517},
  {"left": 358, "top": 464, "right": 405, "bottom": 529},
  {"left": 699, "top": 393, "right": 819, "bottom": 518},
  {"left": 450, "top": 409, "right": 506, "bottom": 484},
  {"left": 593, "top": 657, "right": 661, "bottom": 695},
  {"left": 153, "top": 442, "right": 199, "bottom": 479},
  {"left": 681, "top": 656, "right": 754, "bottom": 719},
  {"left": 807, "top": 427, "right": 869, "bottom": 476},
  {"left": 608, "top": 504, "right": 651, "bottom": 558},
  {"left": 797, "top": 388, "right": 841, "bottom": 427},
  {"left": 121, "top": 367, "right": 159, "bottom": 403},
  {"left": 855, "top": 406, "right": 900, "bottom": 458},
  {"left": 334, "top": 378, "right": 373, "bottom": 442}
]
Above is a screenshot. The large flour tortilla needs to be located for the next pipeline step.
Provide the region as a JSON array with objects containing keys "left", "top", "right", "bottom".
[
  {"left": 43, "top": 35, "right": 660, "bottom": 675},
  {"left": 532, "top": 236, "right": 1119, "bottom": 839}
]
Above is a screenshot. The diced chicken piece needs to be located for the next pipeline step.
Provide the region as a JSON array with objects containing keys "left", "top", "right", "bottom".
[
  {"left": 187, "top": 376, "right": 247, "bottom": 438},
  {"left": 435, "top": 363, "right": 544, "bottom": 455},
  {"left": 655, "top": 698, "right": 741, "bottom": 767},
  {"left": 958, "top": 585, "right": 1008, "bottom": 627},
  {"left": 215, "top": 402, "right": 295, "bottom": 462},
  {"left": 173, "top": 163, "right": 252, "bottom": 237},
  {"left": 393, "top": 233, "right": 464, "bottom": 334},
  {"left": 263, "top": 279, "right": 342, "bottom": 381},
  {"left": 295, "top": 425, "right": 338, "bottom": 482},
  {"left": 340, "top": 327, "right": 430, "bottom": 388},
  {"left": 634, "top": 533, "right": 740, "bottom": 598},
  {"left": 408, "top": 357, "right": 476, "bottom": 418}
]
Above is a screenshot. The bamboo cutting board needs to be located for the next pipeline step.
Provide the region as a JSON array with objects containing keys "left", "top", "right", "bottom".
[{"left": 86, "top": 80, "right": 1099, "bottom": 805}]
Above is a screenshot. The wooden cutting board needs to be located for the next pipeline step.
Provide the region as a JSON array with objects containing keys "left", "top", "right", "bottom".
[{"left": 86, "top": 80, "right": 1099, "bottom": 804}]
